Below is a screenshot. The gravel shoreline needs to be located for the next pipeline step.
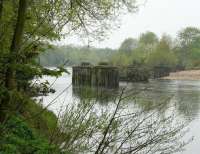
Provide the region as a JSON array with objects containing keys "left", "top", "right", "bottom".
[{"left": 162, "top": 70, "right": 200, "bottom": 80}]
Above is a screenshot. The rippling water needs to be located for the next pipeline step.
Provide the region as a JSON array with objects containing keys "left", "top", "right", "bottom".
[{"left": 38, "top": 68, "right": 200, "bottom": 154}]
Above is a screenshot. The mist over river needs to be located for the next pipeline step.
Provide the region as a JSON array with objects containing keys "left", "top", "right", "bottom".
[{"left": 38, "top": 68, "right": 200, "bottom": 154}]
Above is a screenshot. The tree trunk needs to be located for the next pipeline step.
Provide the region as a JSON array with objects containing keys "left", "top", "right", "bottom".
[
  {"left": 5, "top": 0, "right": 27, "bottom": 89},
  {"left": 0, "top": 0, "right": 3, "bottom": 35},
  {"left": 0, "top": 0, "right": 3, "bottom": 20}
]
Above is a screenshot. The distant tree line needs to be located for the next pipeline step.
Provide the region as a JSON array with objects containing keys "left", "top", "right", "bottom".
[
  {"left": 41, "top": 27, "right": 200, "bottom": 70},
  {"left": 0, "top": 0, "right": 192, "bottom": 153},
  {"left": 38, "top": 45, "right": 116, "bottom": 66},
  {"left": 111, "top": 27, "right": 200, "bottom": 70}
]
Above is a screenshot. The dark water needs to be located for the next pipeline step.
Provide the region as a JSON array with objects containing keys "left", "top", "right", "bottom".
[{"left": 38, "top": 68, "right": 200, "bottom": 154}]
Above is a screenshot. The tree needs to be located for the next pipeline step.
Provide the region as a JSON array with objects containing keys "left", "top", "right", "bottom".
[
  {"left": 0, "top": 0, "right": 138, "bottom": 89},
  {"left": 147, "top": 36, "right": 177, "bottom": 69},
  {"left": 139, "top": 31, "right": 159, "bottom": 45},
  {"left": 178, "top": 27, "right": 200, "bottom": 47},
  {"left": 0, "top": 0, "right": 140, "bottom": 135},
  {"left": 5, "top": 0, "right": 27, "bottom": 89},
  {"left": 0, "top": 2, "right": 192, "bottom": 153},
  {"left": 160, "top": 33, "right": 173, "bottom": 49},
  {"left": 39, "top": 45, "right": 116, "bottom": 66},
  {"left": 156, "top": 35, "right": 171, "bottom": 52},
  {"left": 111, "top": 51, "right": 131, "bottom": 66},
  {"left": 0, "top": 0, "right": 3, "bottom": 20},
  {"left": 137, "top": 31, "right": 159, "bottom": 56},
  {"left": 119, "top": 38, "right": 138, "bottom": 53},
  {"left": 176, "top": 27, "right": 200, "bottom": 68}
]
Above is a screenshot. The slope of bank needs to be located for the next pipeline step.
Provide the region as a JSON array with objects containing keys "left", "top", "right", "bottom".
[
  {"left": 0, "top": 94, "right": 64, "bottom": 154},
  {"left": 162, "top": 70, "right": 200, "bottom": 80}
]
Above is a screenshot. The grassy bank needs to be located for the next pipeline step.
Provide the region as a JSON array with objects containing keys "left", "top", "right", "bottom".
[{"left": 0, "top": 92, "right": 65, "bottom": 154}]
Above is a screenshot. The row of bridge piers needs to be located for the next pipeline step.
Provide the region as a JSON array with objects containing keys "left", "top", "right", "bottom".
[{"left": 72, "top": 63, "right": 171, "bottom": 88}]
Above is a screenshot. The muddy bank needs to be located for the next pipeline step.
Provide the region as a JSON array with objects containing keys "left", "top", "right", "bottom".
[{"left": 162, "top": 70, "right": 200, "bottom": 80}]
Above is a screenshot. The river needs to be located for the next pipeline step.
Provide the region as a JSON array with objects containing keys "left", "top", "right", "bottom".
[{"left": 38, "top": 68, "right": 200, "bottom": 154}]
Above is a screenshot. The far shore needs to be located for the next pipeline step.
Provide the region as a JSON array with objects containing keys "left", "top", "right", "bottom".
[{"left": 162, "top": 69, "right": 200, "bottom": 80}]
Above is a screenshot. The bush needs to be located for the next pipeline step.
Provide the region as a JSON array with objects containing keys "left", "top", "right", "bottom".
[
  {"left": 0, "top": 115, "right": 62, "bottom": 154},
  {"left": 22, "top": 100, "right": 58, "bottom": 139},
  {"left": 147, "top": 50, "right": 177, "bottom": 69}
]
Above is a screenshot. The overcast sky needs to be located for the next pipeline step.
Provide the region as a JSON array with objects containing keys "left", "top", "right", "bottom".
[{"left": 59, "top": 0, "right": 200, "bottom": 49}]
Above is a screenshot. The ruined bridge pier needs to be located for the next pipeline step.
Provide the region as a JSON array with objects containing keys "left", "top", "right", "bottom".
[
  {"left": 72, "top": 63, "right": 119, "bottom": 88},
  {"left": 72, "top": 63, "right": 172, "bottom": 88}
]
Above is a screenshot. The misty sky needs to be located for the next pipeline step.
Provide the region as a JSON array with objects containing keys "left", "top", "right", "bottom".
[{"left": 59, "top": 0, "right": 200, "bottom": 49}]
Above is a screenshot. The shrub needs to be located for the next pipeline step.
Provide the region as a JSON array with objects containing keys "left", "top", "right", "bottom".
[{"left": 0, "top": 115, "right": 62, "bottom": 154}]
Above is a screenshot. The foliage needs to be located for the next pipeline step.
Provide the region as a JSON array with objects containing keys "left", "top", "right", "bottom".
[
  {"left": 0, "top": 88, "right": 58, "bottom": 138},
  {"left": 147, "top": 50, "right": 177, "bottom": 68},
  {"left": 38, "top": 27, "right": 200, "bottom": 71},
  {"left": 110, "top": 32, "right": 177, "bottom": 71},
  {"left": 0, "top": 0, "right": 198, "bottom": 153},
  {"left": 146, "top": 36, "right": 177, "bottom": 68},
  {"left": 111, "top": 51, "right": 131, "bottom": 66},
  {"left": 139, "top": 31, "right": 159, "bottom": 45},
  {"left": 0, "top": 115, "right": 63, "bottom": 154},
  {"left": 39, "top": 45, "right": 116, "bottom": 66},
  {"left": 53, "top": 90, "right": 190, "bottom": 154},
  {"left": 0, "top": 0, "right": 139, "bottom": 90},
  {"left": 176, "top": 27, "right": 200, "bottom": 68},
  {"left": 119, "top": 38, "right": 138, "bottom": 53},
  {"left": 178, "top": 27, "right": 200, "bottom": 47},
  {"left": 109, "top": 28, "right": 200, "bottom": 72},
  {"left": 0, "top": 0, "right": 139, "bottom": 153},
  {"left": 130, "top": 48, "right": 147, "bottom": 64},
  {"left": 22, "top": 99, "right": 58, "bottom": 138}
]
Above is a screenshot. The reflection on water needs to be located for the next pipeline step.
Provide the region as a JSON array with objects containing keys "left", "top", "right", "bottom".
[
  {"left": 72, "top": 86, "right": 119, "bottom": 104},
  {"left": 72, "top": 79, "right": 200, "bottom": 121},
  {"left": 40, "top": 68, "right": 200, "bottom": 154}
]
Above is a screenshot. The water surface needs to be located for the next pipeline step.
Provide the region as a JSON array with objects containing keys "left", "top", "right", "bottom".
[{"left": 39, "top": 68, "right": 200, "bottom": 154}]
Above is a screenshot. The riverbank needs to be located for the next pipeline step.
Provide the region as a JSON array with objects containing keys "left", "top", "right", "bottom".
[{"left": 162, "top": 70, "right": 200, "bottom": 80}]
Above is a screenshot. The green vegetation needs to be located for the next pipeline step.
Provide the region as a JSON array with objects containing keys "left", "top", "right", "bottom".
[
  {"left": 111, "top": 28, "right": 200, "bottom": 71},
  {"left": 146, "top": 35, "right": 177, "bottom": 69},
  {"left": 0, "top": 89, "right": 63, "bottom": 153},
  {"left": 0, "top": 115, "right": 61, "bottom": 154},
  {"left": 38, "top": 28, "right": 200, "bottom": 82},
  {"left": 0, "top": 0, "right": 138, "bottom": 153},
  {"left": 0, "top": 0, "right": 196, "bottom": 153},
  {"left": 39, "top": 46, "right": 115, "bottom": 66},
  {"left": 175, "top": 27, "right": 200, "bottom": 69},
  {"left": 40, "top": 27, "right": 200, "bottom": 72}
]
